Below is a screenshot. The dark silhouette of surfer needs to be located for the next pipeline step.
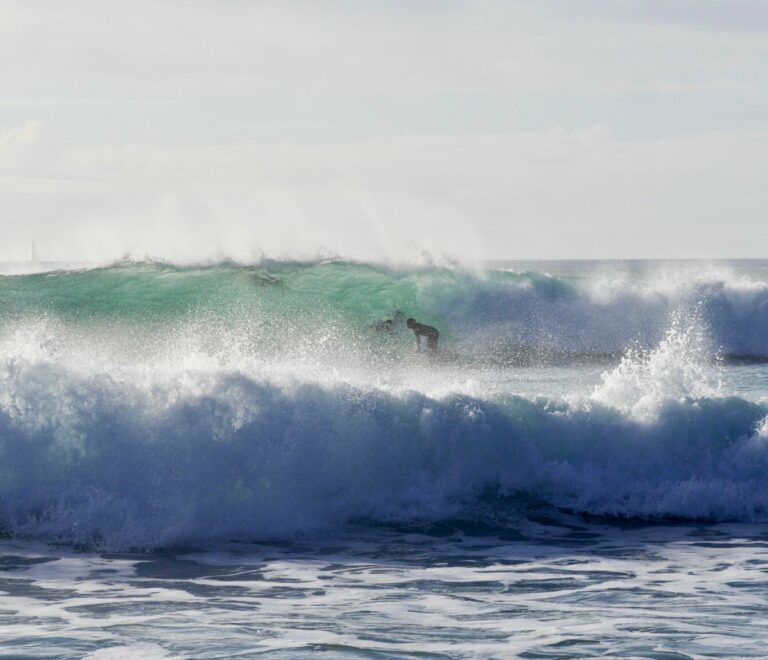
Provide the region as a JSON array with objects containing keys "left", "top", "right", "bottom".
[{"left": 406, "top": 318, "right": 439, "bottom": 352}]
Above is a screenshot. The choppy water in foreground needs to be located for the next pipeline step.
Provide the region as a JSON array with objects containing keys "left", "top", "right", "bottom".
[
  {"left": 1, "top": 258, "right": 767, "bottom": 656},
  {"left": 3, "top": 520, "right": 768, "bottom": 658}
]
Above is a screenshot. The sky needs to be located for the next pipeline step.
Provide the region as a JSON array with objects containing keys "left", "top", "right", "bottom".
[{"left": 1, "top": 0, "right": 767, "bottom": 263}]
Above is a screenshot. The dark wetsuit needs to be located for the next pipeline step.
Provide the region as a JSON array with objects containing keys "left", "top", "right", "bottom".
[{"left": 408, "top": 320, "right": 439, "bottom": 352}]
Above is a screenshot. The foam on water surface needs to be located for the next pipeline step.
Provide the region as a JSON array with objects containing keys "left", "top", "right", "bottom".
[
  {"left": 2, "top": 521, "right": 768, "bottom": 658},
  {"left": 0, "top": 352, "right": 766, "bottom": 548}
]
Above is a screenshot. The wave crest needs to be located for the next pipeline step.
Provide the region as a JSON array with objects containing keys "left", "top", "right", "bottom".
[{"left": 1, "top": 360, "right": 766, "bottom": 550}]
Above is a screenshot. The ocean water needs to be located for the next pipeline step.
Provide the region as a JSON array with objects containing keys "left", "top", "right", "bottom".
[{"left": 1, "top": 258, "right": 768, "bottom": 657}]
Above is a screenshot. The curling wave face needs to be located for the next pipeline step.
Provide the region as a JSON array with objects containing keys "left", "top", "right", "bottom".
[
  {"left": 3, "top": 259, "right": 768, "bottom": 360},
  {"left": 1, "top": 259, "right": 768, "bottom": 549}
]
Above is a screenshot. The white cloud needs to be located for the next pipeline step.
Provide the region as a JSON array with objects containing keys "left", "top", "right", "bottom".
[
  {"left": 0, "top": 121, "right": 42, "bottom": 154},
  {"left": 0, "top": 1, "right": 766, "bottom": 261},
  {"left": 535, "top": 0, "right": 768, "bottom": 33},
  {"left": 0, "top": 121, "right": 50, "bottom": 174}
]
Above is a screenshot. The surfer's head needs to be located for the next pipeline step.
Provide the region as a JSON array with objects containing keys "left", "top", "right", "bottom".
[{"left": 406, "top": 318, "right": 415, "bottom": 328}]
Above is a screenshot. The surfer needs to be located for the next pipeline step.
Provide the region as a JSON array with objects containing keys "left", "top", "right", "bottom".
[{"left": 406, "top": 318, "right": 439, "bottom": 352}]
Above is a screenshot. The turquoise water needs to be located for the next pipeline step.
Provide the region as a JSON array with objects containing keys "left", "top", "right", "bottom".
[{"left": 1, "top": 258, "right": 768, "bottom": 657}]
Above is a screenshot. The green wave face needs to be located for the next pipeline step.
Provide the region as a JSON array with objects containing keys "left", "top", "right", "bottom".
[
  {"left": 6, "top": 259, "right": 768, "bottom": 362},
  {"left": 0, "top": 260, "right": 540, "bottom": 332}
]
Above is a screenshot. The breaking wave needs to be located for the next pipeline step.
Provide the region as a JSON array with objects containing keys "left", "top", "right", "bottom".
[
  {"left": 0, "top": 355, "right": 767, "bottom": 550},
  {"left": 1, "top": 259, "right": 767, "bottom": 549},
  {"left": 2, "top": 259, "right": 768, "bottom": 360}
]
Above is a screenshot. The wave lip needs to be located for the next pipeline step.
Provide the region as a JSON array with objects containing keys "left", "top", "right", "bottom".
[{"left": 1, "top": 360, "right": 767, "bottom": 550}]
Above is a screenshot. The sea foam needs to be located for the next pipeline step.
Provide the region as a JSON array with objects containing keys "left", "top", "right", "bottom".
[{"left": 0, "top": 353, "right": 766, "bottom": 550}]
